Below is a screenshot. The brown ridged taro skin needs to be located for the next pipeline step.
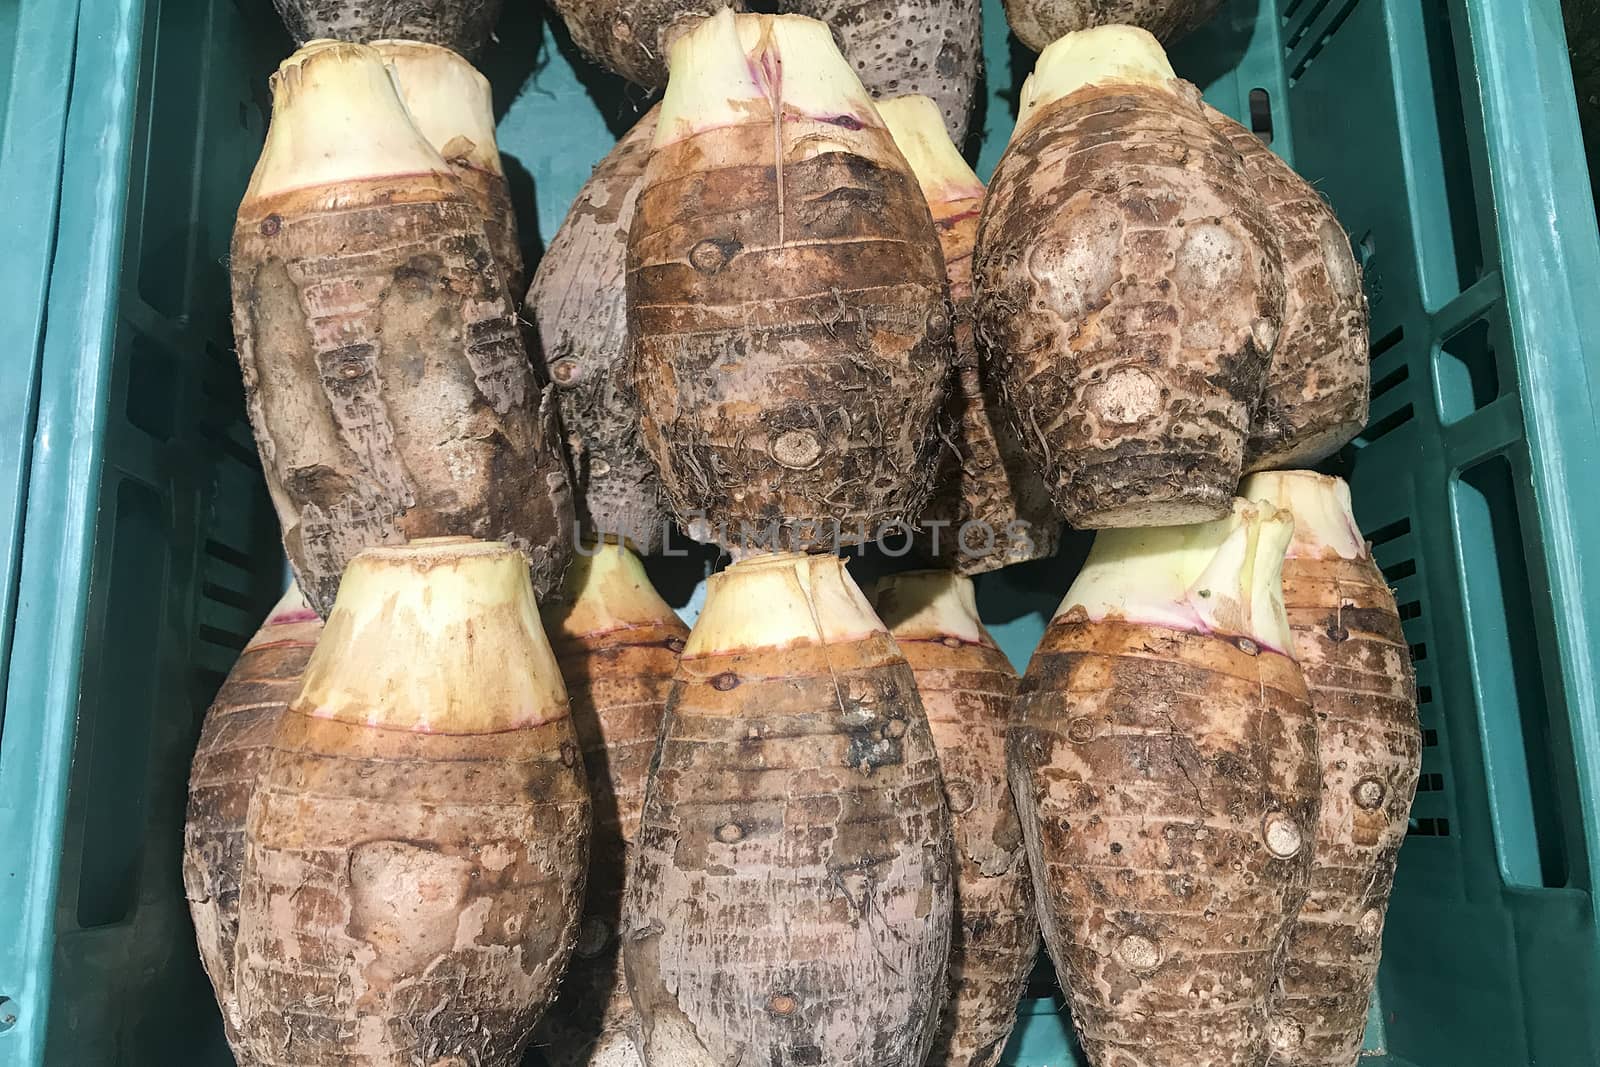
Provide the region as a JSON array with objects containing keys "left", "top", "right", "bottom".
[
  {"left": 623, "top": 636, "right": 956, "bottom": 1065},
  {"left": 233, "top": 711, "right": 590, "bottom": 1066},
  {"left": 531, "top": 109, "right": 672, "bottom": 554},
  {"left": 182, "top": 596, "right": 323, "bottom": 1054},
  {"left": 974, "top": 81, "right": 1286, "bottom": 529},
  {"left": 368, "top": 39, "right": 525, "bottom": 296},
  {"left": 629, "top": 122, "right": 953, "bottom": 553},
  {"left": 1266, "top": 555, "right": 1420, "bottom": 1067},
  {"left": 880, "top": 606, "right": 1039, "bottom": 1066},
  {"left": 781, "top": 0, "right": 984, "bottom": 144},
  {"left": 452, "top": 162, "right": 526, "bottom": 298},
  {"left": 533, "top": 598, "right": 688, "bottom": 1065},
  {"left": 1204, "top": 109, "right": 1371, "bottom": 473},
  {"left": 920, "top": 185, "right": 1059, "bottom": 573},
  {"left": 231, "top": 175, "right": 575, "bottom": 615},
  {"left": 546, "top": 0, "right": 742, "bottom": 87},
  {"left": 273, "top": 0, "right": 504, "bottom": 57},
  {"left": 1001, "top": 0, "right": 1224, "bottom": 53},
  {"left": 1008, "top": 616, "right": 1320, "bottom": 1067}
]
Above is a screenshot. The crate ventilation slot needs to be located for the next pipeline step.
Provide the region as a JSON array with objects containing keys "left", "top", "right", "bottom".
[
  {"left": 201, "top": 580, "right": 259, "bottom": 614},
  {"left": 204, "top": 537, "right": 254, "bottom": 571},
  {"left": 1366, "top": 516, "right": 1411, "bottom": 548},
  {"left": 1437, "top": 318, "right": 1502, "bottom": 422},
  {"left": 1416, "top": 772, "right": 1446, "bottom": 793},
  {"left": 1453, "top": 456, "right": 1568, "bottom": 887},
  {"left": 1381, "top": 558, "right": 1417, "bottom": 582},
  {"left": 1370, "top": 324, "right": 1406, "bottom": 364},
  {"left": 1359, "top": 403, "right": 1415, "bottom": 445},
  {"left": 1409, "top": 817, "right": 1451, "bottom": 837},
  {"left": 1288, "top": 0, "right": 1363, "bottom": 82},
  {"left": 1283, "top": 0, "right": 1336, "bottom": 46},
  {"left": 1280, "top": 0, "right": 1315, "bottom": 23},
  {"left": 127, "top": 335, "right": 179, "bottom": 442},
  {"left": 197, "top": 623, "right": 252, "bottom": 652},
  {"left": 1370, "top": 364, "right": 1410, "bottom": 404},
  {"left": 1421, "top": 728, "right": 1439, "bottom": 748}
]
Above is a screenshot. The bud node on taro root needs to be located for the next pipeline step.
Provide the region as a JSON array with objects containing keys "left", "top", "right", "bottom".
[
  {"left": 532, "top": 542, "right": 688, "bottom": 1066},
  {"left": 272, "top": 0, "right": 504, "bottom": 57},
  {"left": 231, "top": 42, "right": 572, "bottom": 616},
  {"left": 1008, "top": 499, "right": 1321, "bottom": 1067},
  {"left": 1241, "top": 471, "right": 1421, "bottom": 1067},
  {"left": 975, "top": 26, "right": 1285, "bottom": 529},
  {"left": 627, "top": 11, "right": 952, "bottom": 556},
  {"left": 232, "top": 538, "right": 589, "bottom": 1067},
  {"left": 625, "top": 552, "right": 954, "bottom": 1066},
  {"left": 872, "top": 570, "right": 1039, "bottom": 1067}
]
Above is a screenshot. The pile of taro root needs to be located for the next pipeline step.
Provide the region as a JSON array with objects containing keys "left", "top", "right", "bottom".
[{"left": 182, "top": 3, "right": 1420, "bottom": 1067}]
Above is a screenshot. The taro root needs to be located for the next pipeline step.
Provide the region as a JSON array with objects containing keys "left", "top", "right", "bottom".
[
  {"left": 624, "top": 552, "right": 954, "bottom": 1066},
  {"left": 873, "top": 570, "right": 1038, "bottom": 1067},
  {"left": 782, "top": 0, "right": 983, "bottom": 143},
  {"left": 273, "top": 0, "right": 503, "bottom": 57},
  {"left": 1242, "top": 472, "right": 1420, "bottom": 1067},
  {"left": 628, "top": 11, "right": 951, "bottom": 554},
  {"left": 231, "top": 41, "right": 572, "bottom": 615},
  {"left": 1008, "top": 499, "right": 1320, "bottom": 1067},
  {"left": 375, "top": 38, "right": 526, "bottom": 294},
  {"left": 530, "top": 108, "right": 672, "bottom": 553},
  {"left": 233, "top": 537, "right": 590, "bottom": 1066},
  {"left": 545, "top": 0, "right": 741, "bottom": 88},
  {"left": 974, "top": 26, "right": 1285, "bottom": 528},
  {"left": 1002, "top": 0, "right": 1223, "bottom": 52},
  {"left": 183, "top": 585, "right": 322, "bottom": 1056},
  {"left": 534, "top": 542, "right": 688, "bottom": 1067},
  {"left": 1204, "top": 109, "right": 1371, "bottom": 471},
  {"left": 878, "top": 94, "right": 1058, "bottom": 573}
]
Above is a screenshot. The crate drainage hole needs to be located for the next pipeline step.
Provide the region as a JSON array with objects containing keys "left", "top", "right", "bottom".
[
  {"left": 0, "top": 996, "right": 16, "bottom": 1033},
  {"left": 1249, "top": 88, "right": 1274, "bottom": 145}
]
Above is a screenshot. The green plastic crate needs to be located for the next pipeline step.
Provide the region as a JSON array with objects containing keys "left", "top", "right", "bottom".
[{"left": 3, "top": 0, "right": 1599, "bottom": 1064}]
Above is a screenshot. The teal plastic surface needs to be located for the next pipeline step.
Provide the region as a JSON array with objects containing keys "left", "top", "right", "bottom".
[
  {"left": 2, "top": 0, "right": 1598, "bottom": 1064},
  {"left": 0, "top": 0, "right": 79, "bottom": 771}
]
